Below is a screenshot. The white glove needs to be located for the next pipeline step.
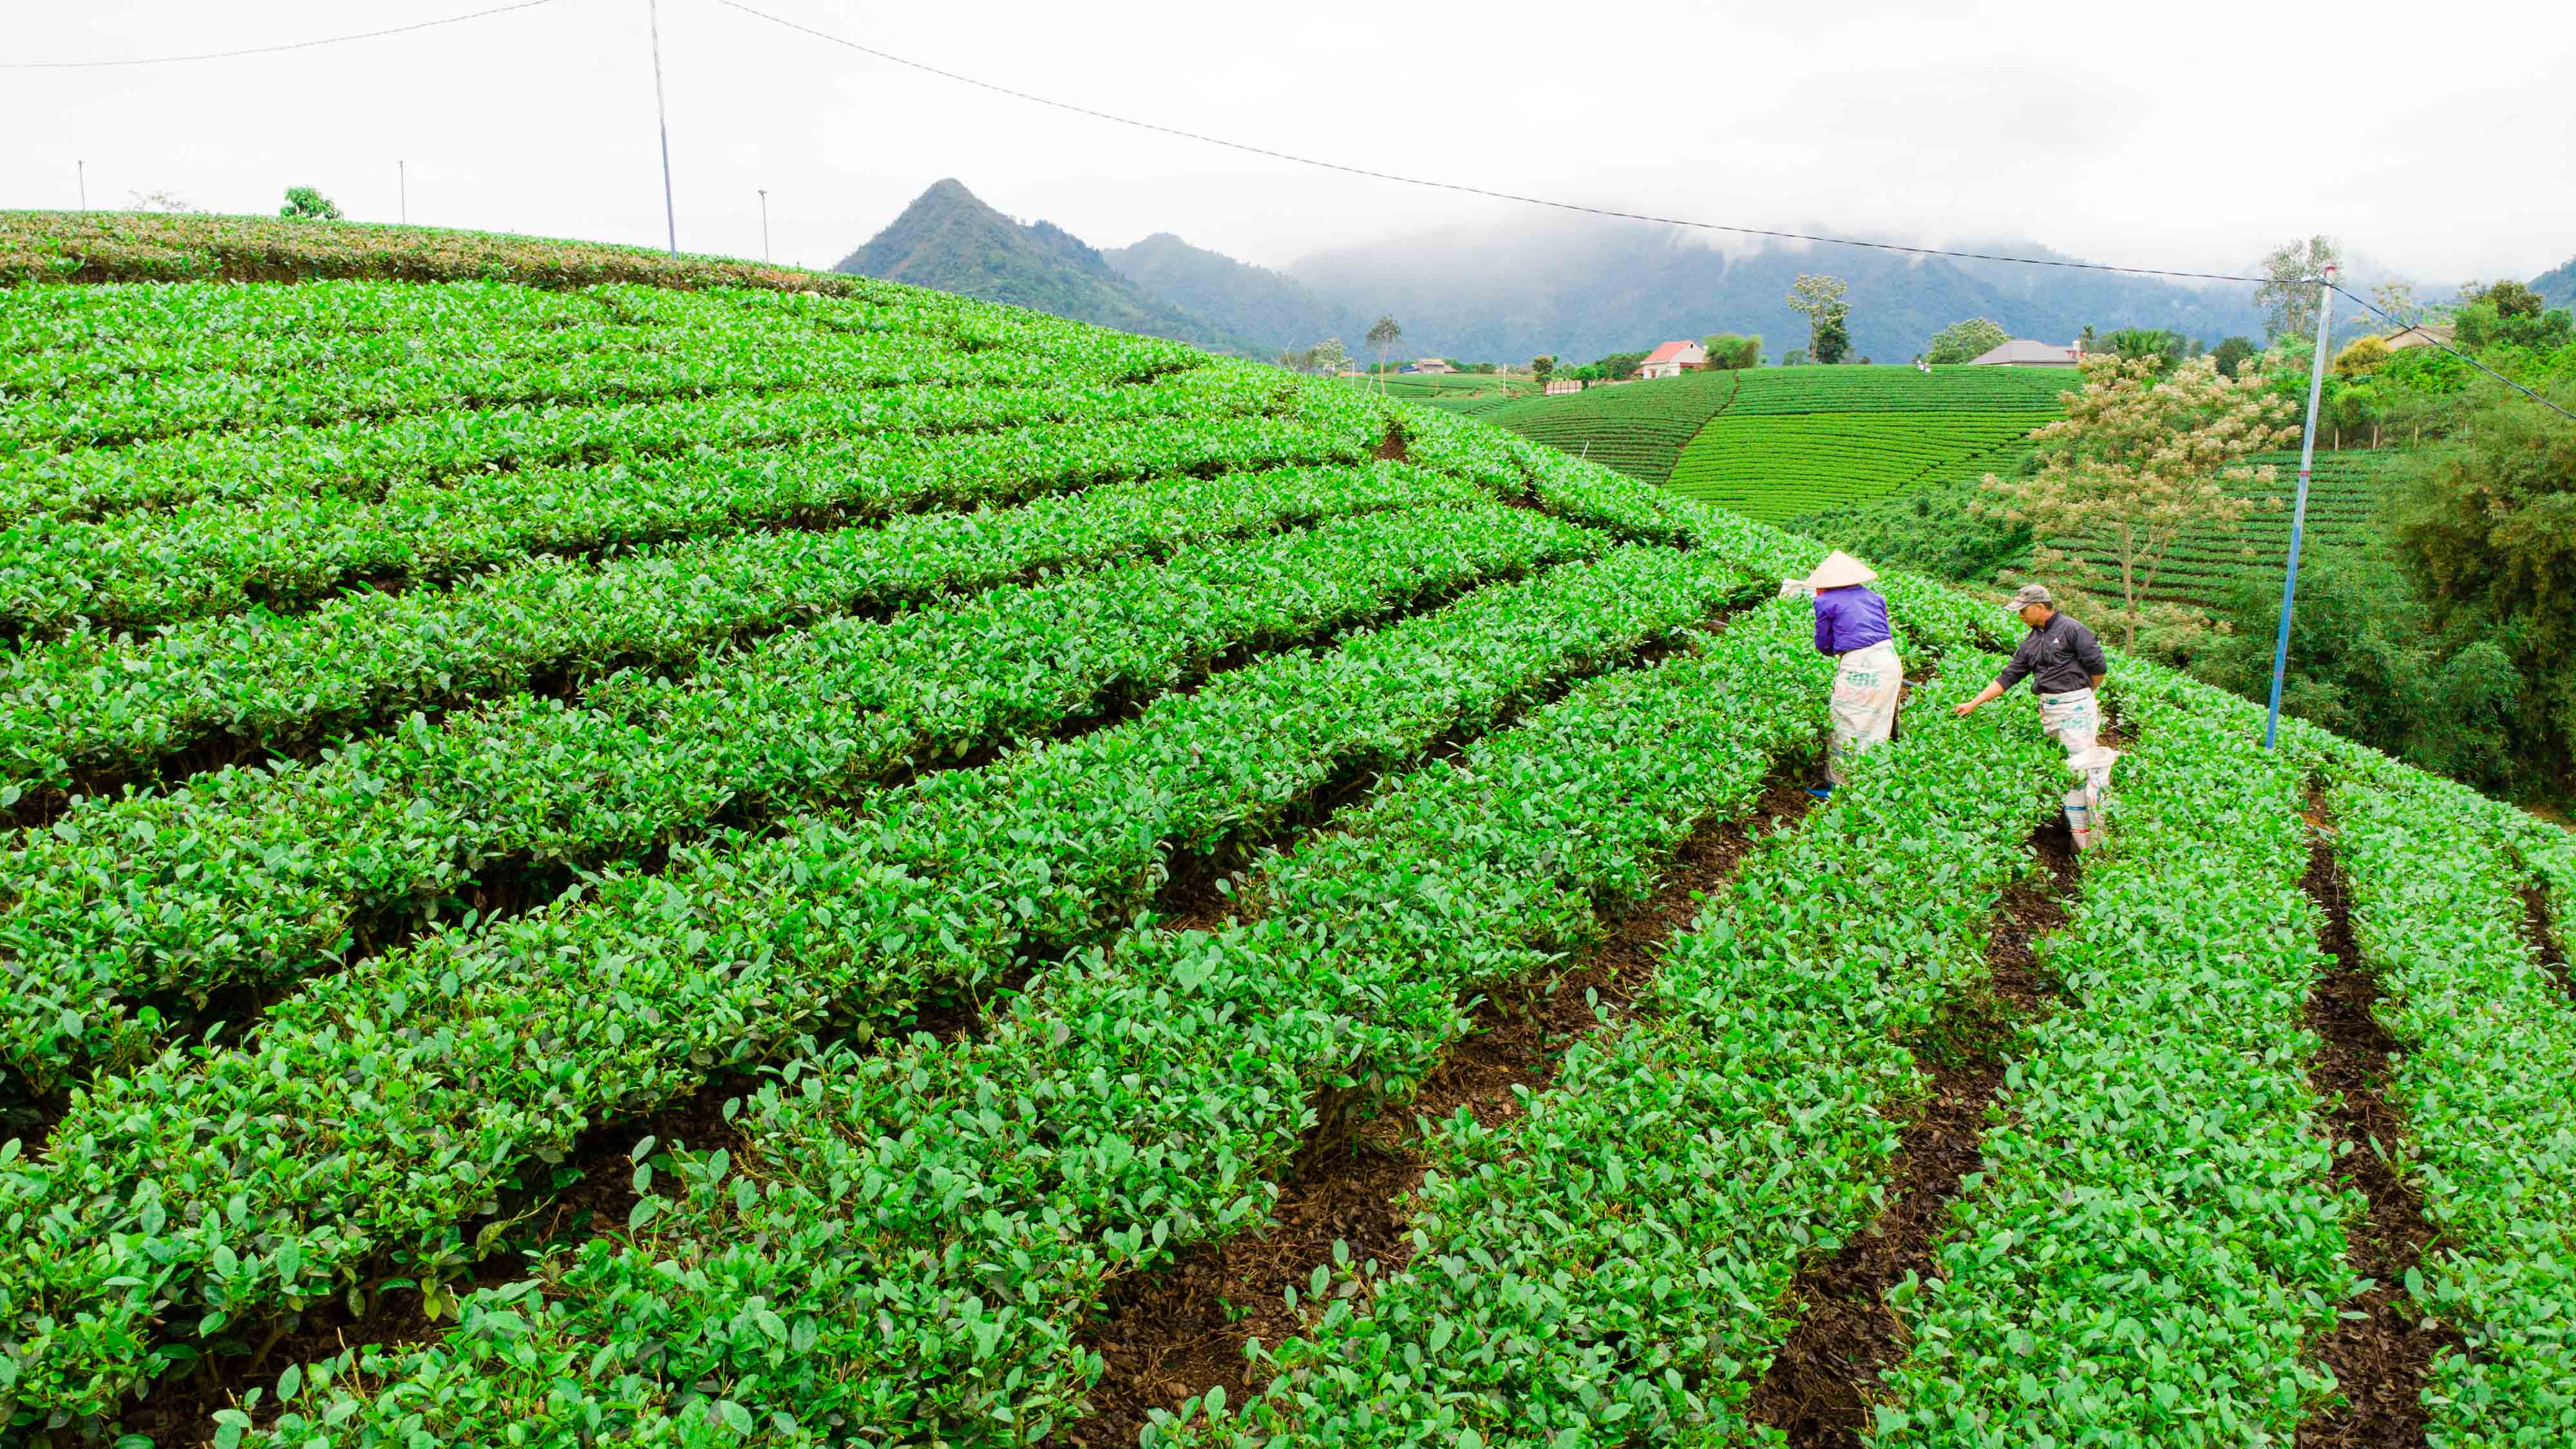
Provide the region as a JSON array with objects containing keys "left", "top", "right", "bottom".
[{"left": 1777, "top": 578, "right": 1812, "bottom": 599}]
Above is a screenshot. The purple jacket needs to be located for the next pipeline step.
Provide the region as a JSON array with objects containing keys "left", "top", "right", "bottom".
[{"left": 1812, "top": 585, "right": 1893, "bottom": 656}]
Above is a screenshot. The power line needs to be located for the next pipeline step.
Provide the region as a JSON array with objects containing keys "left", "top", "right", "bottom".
[
  {"left": 1, "top": 0, "right": 558, "bottom": 70},
  {"left": 710, "top": 0, "right": 2286, "bottom": 289},
  {"left": 708, "top": 0, "right": 2576, "bottom": 421}
]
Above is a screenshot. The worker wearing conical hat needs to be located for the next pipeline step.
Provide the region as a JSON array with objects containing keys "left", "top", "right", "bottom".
[{"left": 1781, "top": 550, "right": 1902, "bottom": 800}]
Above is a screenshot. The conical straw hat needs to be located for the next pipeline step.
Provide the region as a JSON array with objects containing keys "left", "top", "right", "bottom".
[{"left": 1803, "top": 551, "right": 1878, "bottom": 589}]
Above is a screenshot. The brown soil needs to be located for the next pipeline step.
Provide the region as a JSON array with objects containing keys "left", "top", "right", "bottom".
[
  {"left": 2295, "top": 833, "right": 2458, "bottom": 1447},
  {"left": 1745, "top": 820, "right": 2080, "bottom": 1446},
  {"left": 2525, "top": 884, "right": 2569, "bottom": 994},
  {"left": 1055, "top": 762, "right": 1823, "bottom": 1447},
  {"left": 1375, "top": 422, "right": 1409, "bottom": 462}
]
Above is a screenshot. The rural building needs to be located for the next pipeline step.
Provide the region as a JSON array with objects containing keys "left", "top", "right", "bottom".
[
  {"left": 1410, "top": 357, "right": 1455, "bottom": 374},
  {"left": 1967, "top": 338, "right": 2086, "bottom": 367},
  {"left": 1543, "top": 377, "right": 1582, "bottom": 395},
  {"left": 1637, "top": 340, "right": 1708, "bottom": 379},
  {"left": 2379, "top": 323, "right": 2456, "bottom": 352}
]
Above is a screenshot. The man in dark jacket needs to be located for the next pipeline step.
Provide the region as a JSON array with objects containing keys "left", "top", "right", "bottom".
[
  {"left": 1953, "top": 583, "right": 2106, "bottom": 734},
  {"left": 1955, "top": 583, "right": 2114, "bottom": 842}
]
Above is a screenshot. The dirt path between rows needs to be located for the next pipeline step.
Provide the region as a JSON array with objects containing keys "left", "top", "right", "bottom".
[
  {"left": 2295, "top": 824, "right": 2456, "bottom": 1448},
  {"left": 1745, "top": 820, "right": 2081, "bottom": 1445},
  {"left": 1057, "top": 763, "right": 1821, "bottom": 1447}
]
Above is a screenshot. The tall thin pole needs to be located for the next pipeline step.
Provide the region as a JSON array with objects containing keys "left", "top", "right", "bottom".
[
  {"left": 2264, "top": 261, "right": 2337, "bottom": 750},
  {"left": 647, "top": 0, "right": 677, "bottom": 258},
  {"left": 758, "top": 188, "right": 770, "bottom": 262},
  {"left": 77, "top": 160, "right": 86, "bottom": 211},
  {"left": 399, "top": 160, "right": 408, "bottom": 225}
]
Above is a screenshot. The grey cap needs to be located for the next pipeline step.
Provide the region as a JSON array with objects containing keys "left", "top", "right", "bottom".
[{"left": 2007, "top": 583, "right": 2055, "bottom": 611}]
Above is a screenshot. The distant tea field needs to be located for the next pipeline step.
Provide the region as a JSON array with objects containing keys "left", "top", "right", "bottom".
[{"left": 1486, "top": 364, "right": 2066, "bottom": 513}]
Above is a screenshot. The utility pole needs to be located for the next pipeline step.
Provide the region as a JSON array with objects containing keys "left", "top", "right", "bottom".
[
  {"left": 757, "top": 188, "right": 770, "bottom": 263},
  {"left": 647, "top": 0, "right": 677, "bottom": 258},
  {"left": 399, "top": 160, "right": 408, "bottom": 225},
  {"left": 2263, "top": 263, "right": 2336, "bottom": 750},
  {"left": 77, "top": 160, "right": 86, "bottom": 211}
]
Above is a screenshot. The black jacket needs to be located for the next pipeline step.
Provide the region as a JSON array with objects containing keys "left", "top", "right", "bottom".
[{"left": 1996, "top": 612, "right": 2107, "bottom": 696}]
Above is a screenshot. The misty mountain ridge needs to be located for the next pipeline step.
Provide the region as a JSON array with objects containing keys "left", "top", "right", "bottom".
[
  {"left": 2534, "top": 254, "right": 2576, "bottom": 309},
  {"left": 1279, "top": 215, "right": 2282, "bottom": 364},
  {"left": 840, "top": 180, "right": 2551, "bottom": 366}
]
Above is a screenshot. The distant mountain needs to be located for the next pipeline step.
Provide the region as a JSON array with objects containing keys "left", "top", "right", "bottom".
[
  {"left": 834, "top": 180, "right": 1257, "bottom": 355},
  {"left": 840, "top": 182, "right": 2498, "bottom": 369},
  {"left": 1103, "top": 233, "right": 1365, "bottom": 359},
  {"left": 1282, "top": 216, "right": 2277, "bottom": 366},
  {"left": 2534, "top": 255, "right": 2576, "bottom": 309}
]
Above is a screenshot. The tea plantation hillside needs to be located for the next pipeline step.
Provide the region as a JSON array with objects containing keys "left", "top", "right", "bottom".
[
  {"left": 1479, "top": 366, "right": 1743, "bottom": 485},
  {"left": 2, "top": 211, "right": 2571, "bottom": 1449},
  {"left": 1484, "top": 364, "right": 2067, "bottom": 510}
]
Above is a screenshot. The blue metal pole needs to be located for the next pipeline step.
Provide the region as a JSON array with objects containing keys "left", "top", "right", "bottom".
[
  {"left": 2264, "top": 263, "right": 2337, "bottom": 749},
  {"left": 648, "top": 0, "right": 677, "bottom": 258}
]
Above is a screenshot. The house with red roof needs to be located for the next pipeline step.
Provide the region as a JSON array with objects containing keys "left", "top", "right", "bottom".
[{"left": 1637, "top": 339, "right": 1707, "bottom": 379}]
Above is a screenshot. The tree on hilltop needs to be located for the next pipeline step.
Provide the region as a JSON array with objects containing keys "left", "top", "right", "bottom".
[
  {"left": 2461, "top": 278, "right": 2545, "bottom": 318},
  {"left": 2445, "top": 281, "right": 2571, "bottom": 353},
  {"left": 1306, "top": 337, "right": 1349, "bottom": 376},
  {"left": 1788, "top": 274, "right": 1851, "bottom": 365},
  {"left": 279, "top": 186, "right": 343, "bottom": 221},
  {"left": 1976, "top": 353, "right": 2298, "bottom": 651},
  {"left": 1365, "top": 315, "right": 1403, "bottom": 392},
  {"left": 2371, "top": 279, "right": 2431, "bottom": 330},
  {"left": 1924, "top": 317, "right": 2009, "bottom": 365},
  {"left": 2256, "top": 236, "right": 2339, "bottom": 339}
]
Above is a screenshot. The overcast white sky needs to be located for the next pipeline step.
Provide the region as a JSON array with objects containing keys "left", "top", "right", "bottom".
[{"left": 10, "top": 0, "right": 2575, "bottom": 286}]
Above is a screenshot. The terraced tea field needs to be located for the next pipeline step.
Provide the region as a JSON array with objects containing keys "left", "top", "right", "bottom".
[
  {"left": 1480, "top": 369, "right": 1744, "bottom": 485},
  {"left": 0, "top": 212, "right": 2568, "bottom": 1449},
  {"left": 1664, "top": 366, "right": 2067, "bottom": 520},
  {"left": 2049, "top": 449, "right": 2407, "bottom": 611},
  {"left": 1486, "top": 365, "right": 2065, "bottom": 514}
]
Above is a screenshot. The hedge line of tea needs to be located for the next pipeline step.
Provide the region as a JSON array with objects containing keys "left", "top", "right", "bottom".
[
  {"left": 2330, "top": 774, "right": 2576, "bottom": 1441},
  {"left": 243, "top": 590, "right": 1864, "bottom": 1444},
  {"left": 1878, "top": 675, "right": 2356, "bottom": 1443},
  {"left": 3, "top": 546, "right": 1754, "bottom": 1428},
  {"left": 2045, "top": 450, "right": 2402, "bottom": 611},
  {"left": 1162, "top": 665, "right": 2062, "bottom": 1445},
  {"left": 3, "top": 504, "right": 1588, "bottom": 1088}
]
